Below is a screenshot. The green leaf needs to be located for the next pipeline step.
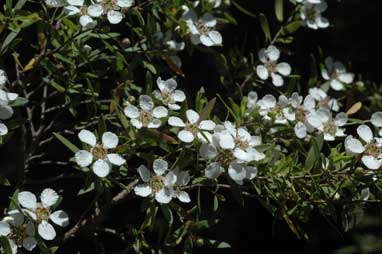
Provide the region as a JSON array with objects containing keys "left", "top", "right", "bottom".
[
  {"left": 282, "top": 21, "right": 303, "bottom": 35},
  {"left": 0, "top": 236, "right": 12, "bottom": 254},
  {"left": 199, "top": 97, "right": 216, "bottom": 121},
  {"left": 275, "top": 0, "right": 284, "bottom": 22},
  {"left": 160, "top": 204, "right": 173, "bottom": 224},
  {"left": 143, "top": 61, "right": 157, "bottom": 74},
  {"left": 259, "top": 13, "right": 271, "bottom": 43},
  {"left": 15, "top": 0, "right": 28, "bottom": 9},
  {"left": 53, "top": 132, "right": 79, "bottom": 153},
  {"left": 141, "top": 202, "right": 158, "bottom": 230},
  {"left": 232, "top": 1, "right": 256, "bottom": 18},
  {"left": 305, "top": 134, "right": 324, "bottom": 170},
  {"left": 0, "top": 176, "right": 10, "bottom": 186},
  {"left": 0, "top": 29, "right": 20, "bottom": 54}
]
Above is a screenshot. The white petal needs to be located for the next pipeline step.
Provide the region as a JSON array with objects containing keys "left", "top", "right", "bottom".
[
  {"left": 67, "top": 0, "right": 83, "bottom": 6},
  {"left": 228, "top": 163, "right": 246, "bottom": 183},
  {"left": 186, "top": 110, "right": 200, "bottom": 124},
  {"left": 22, "top": 237, "right": 37, "bottom": 251},
  {"left": 233, "top": 148, "right": 252, "bottom": 162},
  {"left": 124, "top": 105, "right": 139, "bottom": 118},
  {"left": 176, "top": 191, "right": 191, "bottom": 203},
  {"left": 362, "top": 155, "right": 381, "bottom": 170},
  {"left": 164, "top": 171, "right": 177, "bottom": 187},
  {"left": 40, "top": 188, "right": 59, "bottom": 207},
  {"left": 92, "top": 159, "right": 111, "bottom": 177},
  {"left": 38, "top": 221, "right": 56, "bottom": 241},
  {"left": 139, "top": 95, "right": 154, "bottom": 111},
  {"left": 200, "top": 143, "right": 217, "bottom": 159},
  {"left": 205, "top": 162, "right": 222, "bottom": 179},
  {"left": 276, "top": 62, "right": 291, "bottom": 76},
  {"left": 153, "top": 159, "right": 168, "bottom": 176},
  {"left": 117, "top": 0, "right": 134, "bottom": 7},
  {"left": 75, "top": 150, "right": 93, "bottom": 167},
  {"left": 155, "top": 188, "right": 172, "bottom": 204},
  {"left": 49, "top": 210, "right": 69, "bottom": 227},
  {"left": 330, "top": 79, "right": 344, "bottom": 91},
  {"left": 334, "top": 112, "right": 348, "bottom": 127},
  {"left": 107, "top": 10, "right": 123, "bottom": 24},
  {"left": 371, "top": 112, "right": 382, "bottom": 128},
  {"left": 79, "top": 15, "right": 97, "bottom": 29},
  {"left": 0, "top": 221, "right": 11, "bottom": 236},
  {"left": 218, "top": 133, "right": 235, "bottom": 150},
  {"left": 345, "top": 136, "right": 365, "bottom": 154},
  {"left": 102, "top": 132, "right": 119, "bottom": 149},
  {"left": 107, "top": 153, "right": 125, "bottom": 166},
  {"left": 152, "top": 106, "right": 168, "bottom": 118},
  {"left": 172, "top": 90, "right": 186, "bottom": 102},
  {"left": 7, "top": 210, "right": 24, "bottom": 227},
  {"left": 87, "top": 4, "right": 103, "bottom": 17},
  {"left": 271, "top": 73, "right": 284, "bottom": 87},
  {"left": 266, "top": 45, "right": 280, "bottom": 61},
  {"left": 131, "top": 118, "right": 143, "bottom": 129},
  {"left": 256, "top": 65, "right": 269, "bottom": 80},
  {"left": 200, "top": 34, "right": 214, "bottom": 47},
  {"left": 199, "top": 120, "right": 215, "bottom": 131},
  {"left": 338, "top": 73, "right": 354, "bottom": 84},
  {"left": 357, "top": 124, "right": 373, "bottom": 143},
  {"left": 147, "top": 119, "right": 162, "bottom": 128},
  {"left": 137, "top": 165, "right": 151, "bottom": 182},
  {"left": 201, "top": 13, "right": 217, "bottom": 27},
  {"left": 207, "top": 31, "right": 222, "bottom": 45},
  {"left": 294, "top": 122, "right": 307, "bottom": 139},
  {"left": 134, "top": 184, "right": 152, "bottom": 197},
  {"left": 168, "top": 116, "right": 186, "bottom": 127},
  {"left": 63, "top": 6, "right": 80, "bottom": 15},
  {"left": 18, "top": 191, "right": 37, "bottom": 210},
  {"left": 0, "top": 122, "right": 8, "bottom": 136},
  {"left": 245, "top": 166, "right": 258, "bottom": 180},
  {"left": 78, "top": 129, "right": 96, "bottom": 147},
  {"left": 178, "top": 130, "right": 195, "bottom": 143}
]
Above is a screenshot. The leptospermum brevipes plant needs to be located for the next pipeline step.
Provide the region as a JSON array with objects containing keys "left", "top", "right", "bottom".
[{"left": 0, "top": 0, "right": 381, "bottom": 253}]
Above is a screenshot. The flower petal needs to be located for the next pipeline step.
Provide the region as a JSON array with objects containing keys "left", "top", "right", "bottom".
[
  {"left": 78, "top": 129, "right": 97, "bottom": 147},
  {"left": 49, "top": 210, "right": 69, "bottom": 227},
  {"left": 117, "top": 0, "right": 134, "bottom": 7},
  {"left": 200, "top": 143, "right": 217, "bottom": 159},
  {"left": 75, "top": 150, "right": 93, "bottom": 167},
  {"left": 155, "top": 188, "right": 172, "bottom": 204},
  {"left": 205, "top": 162, "right": 222, "bottom": 179},
  {"left": 87, "top": 4, "right": 103, "bottom": 17},
  {"left": 18, "top": 191, "right": 37, "bottom": 210},
  {"left": 137, "top": 165, "right": 151, "bottom": 182},
  {"left": 345, "top": 136, "right": 365, "bottom": 154},
  {"left": 139, "top": 95, "right": 154, "bottom": 111},
  {"left": 276, "top": 62, "right": 291, "bottom": 76},
  {"left": 199, "top": 120, "right": 216, "bottom": 131},
  {"left": 107, "top": 153, "right": 125, "bottom": 166},
  {"left": 371, "top": 112, "right": 382, "bottom": 128},
  {"left": 107, "top": 10, "right": 123, "bottom": 24},
  {"left": 40, "top": 188, "right": 59, "bottom": 207},
  {"left": 357, "top": 124, "right": 373, "bottom": 143},
  {"left": 153, "top": 159, "right": 168, "bottom": 176},
  {"left": 176, "top": 191, "right": 191, "bottom": 203},
  {"left": 362, "top": 155, "right": 382, "bottom": 170},
  {"left": 168, "top": 116, "right": 186, "bottom": 127},
  {"left": 102, "top": 131, "right": 119, "bottom": 149},
  {"left": 92, "top": 159, "right": 111, "bottom": 177},
  {"left": 271, "top": 73, "right": 284, "bottom": 87},
  {"left": 256, "top": 65, "right": 268, "bottom": 80},
  {"left": 178, "top": 130, "right": 195, "bottom": 143},
  {"left": 38, "top": 221, "right": 56, "bottom": 241},
  {"left": 134, "top": 183, "right": 152, "bottom": 197},
  {"left": 186, "top": 110, "right": 200, "bottom": 124},
  {"left": 152, "top": 106, "right": 168, "bottom": 118},
  {"left": 124, "top": 105, "right": 139, "bottom": 118},
  {"left": 0, "top": 221, "right": 11, "bottom": 236}
]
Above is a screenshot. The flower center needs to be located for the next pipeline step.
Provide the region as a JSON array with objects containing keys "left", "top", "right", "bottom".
[
  {"left": 185, "top": 123, "right": 199, "bottom": 135},
  {"left": 217, "top": 150, "right": 235, "bottom": 167},
  {"left": 323, "top": 121, "right": 337, "bottom": 137},
  {"left": 91, "top": 145, "right": 108, "bottom": 160},
  {"left": 139, "top": 111, "right": 154, "bottom": 127},
  {"left": 150, "top": 175, "right": 165, "bottom": 192},
  {"left": 196, "top": 22, "right": 212, "bottom": 35},
  {"left": 102, "top": 0, "right": 119, "bottom": 12},
  {"left": 265, "top": 61, "right": 277, "bottom": 73},
  {"left": 305, "top": 7, "right": 318, "bottom": 21},
  {"left": 235, "top": 138, "right": 249, "bottom": 150},
  {"left": 36, "top": 205, "right": 50, "bottom": 222},
  {"left": 365, "top": 143, "right": 382, "bottom": 158}
]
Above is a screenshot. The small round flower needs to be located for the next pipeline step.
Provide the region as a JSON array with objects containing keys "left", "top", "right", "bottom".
[
  {"left": 63, "top": 0, "right": 97, "bottom": 29},
  {"left": 300, "top": 1, "right": 329, "bottom": 30},
  {"left": 371, "top": 112, "right": 382, "bottom": 137},
  {"left": 75, "top": 130, "right": 126, "bottom": 177},
  {"left": 256, "top": 45, "right": 291, "bottom": 87},
  {"left": 0, "top": 210, "right": 36, "bottom": 254},
  {"left": 182, "top": 7, "right": 222, "bottom": 47},
  {"left": 321, "top": 57, "right": 354, "bottom": 91},
  {"left": 88, "top": 0, "right": 134, "bottom": 25},
  {"left": 246, "top": 91, "right": 258, "bottom": 109},
  {"left": 345, "top": 124, "right": 382, "bottom": 170},
  {"left": 124, "top": 95, "right": 168, "bottom": 129},
  {"left": 17, "top": 189, "right": 69, "bottom": 241},
  {"left": 309, "top": 87, "right": 339, "bottom": 112},
  {"left": 171, "top": 169, "right": 191, "bottom": 203},
  {"left": 168, "top": 109, "right": 216, "bottom": 143},
  {"left": 307, "top": 108, "right": 347, "bottom": 141},
  {"left": 153, "top": 77, "right": 185, "bottom": 110},
  {"left": 134, "top": 159, "right": 177, "bottom": 204},
  {"left": 0, "top": 89, "right": 18, "bottom": 121}
]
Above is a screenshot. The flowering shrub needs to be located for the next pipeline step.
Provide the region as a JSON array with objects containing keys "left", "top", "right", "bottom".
[{"left": 0, "top": 0, "right": 380, "bottom": 253}]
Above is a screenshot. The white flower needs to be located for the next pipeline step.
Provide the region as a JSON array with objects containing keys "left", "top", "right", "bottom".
[
  {"left": 182, "top": 7, "right": 222, "bottom": 47},
  {"left": 171, "top": 169, "right": 191, "bottom": 203},
  {"left": 0, "top": 122, "right": 8, "bottom": 136},
  {"left": 309, "top": 87, "right": 339, "bottom": 112},
  {"left": 257, "top": 94, "right": 291, "bottom": 124},
  {"left": 134, "top": 159, "right": 176, "bottom": 204},
  {"left": 289, "top": 93, "right": 317, "bottom": 138},
  {"left": 44, "top": 0, "right": 66, "bottom": 7},
  {"left": 300, "top": 1, "right": 329, "bottom": 30},
  {"left": 0, "top": 210, "right": 36, "bottom": 254},
  {"left": 200, "top": 122, "right": 263, "bottom": 185},
  {"left": 371, "top": 112, "right": 382, "bottom": 137},
  {"left": 345, "top": 125, "right": 382, "bottom": 170},
  {"left": 75, "top": 130, "right": 126, "bottom": 177},
  {"left": 88, "top": 0, "right": 134, "bottom": 24},
  {"left": 256, "top": 45, "right": 291, "bottom": 87},
  {"left": 246, "top": 91, "right": 258, "bottom": 109},
  {"left": 307, "top": 108, "right": 347, "bottom": 141},
  {"left": 0, "top": 69, "right": 7, "bottom": 87},
  {"left": 17, "top": 189, "right": 69, "bottom": 241},
  {"left": 168, "top": 109, "right": 216, "bottom": 143},
  {"left": 153, "top": 77, "right": 185, "bottom": 110},
  {"left": 63, "top": 0, "right": 97, "bottom": 29},
  {"left": 0, "top": 89, "right": 18, "bottom": 121},
  {"left": 124, "top": 95, "right": 168, "bottom": 129},
  {"left": 321, "top": 57, "right": 354, "bottom": 91}
]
